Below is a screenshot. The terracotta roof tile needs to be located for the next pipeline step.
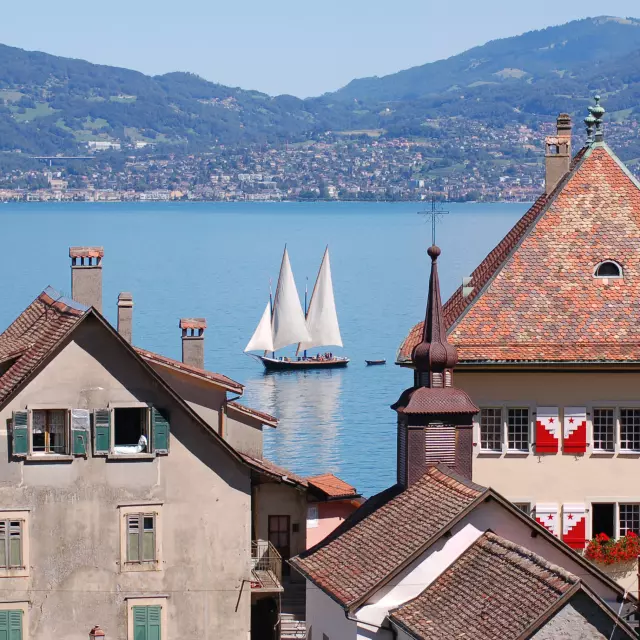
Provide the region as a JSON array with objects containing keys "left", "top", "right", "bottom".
[
  {"left": 227, "top": 401, "right": 278, "bottom": 427},
  {"left": 399, "top": 144, "right": 640, "bottom": 363},
  {"left": 290, "top": 466, "right": 485, "bottom": 607},
  {"left": 393, "top": 387, "right": 479, "bottom": 414},
  {"left": 240, "top": 453, "right": 308, "bottom": 487},
  {"left": 389, "top": 532, "right": 577, "bottom": 640},
  {"left": 0, "top": 287, "right": 87, "bottom": 406},
  {"left": 307, "top": 473, "right": 359, "bottom": 498},
  {"left": 135, "top": 347, "right": 243, "bottom": 393}
]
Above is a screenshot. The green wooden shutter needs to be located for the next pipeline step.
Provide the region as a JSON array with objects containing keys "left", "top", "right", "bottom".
[
  {"left": 133, "top": 606, "right": 148, "bottom": 640},
  {"left": 94, "top": 409, "right": 111, "bottom": 454},
  {"left": 147, "top": 605, "right": 161, "bottom": 640},
  {"left": 133, "top": 605, "right": 161, "bottom": 640},
  {"left": 71, "top": 409, "right": 90, "bottom": 456},
  {"left": 151, "top": 407, "right": 170, "bottom": 454},
  {"left": 11, "top": 412, "right": 28, "bottom": 457},
  {"left": 0, "top": 610, "right": 22, "bottom": 640},
  {"left": 8, "top": 611, "right": 21, "bottom": 640}
]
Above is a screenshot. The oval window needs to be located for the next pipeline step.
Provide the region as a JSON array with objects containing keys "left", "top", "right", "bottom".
[{"left": 594, "top": 261, "right": 622, "bottom": 278}]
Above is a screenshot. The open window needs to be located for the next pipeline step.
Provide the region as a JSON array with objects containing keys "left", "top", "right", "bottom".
[
  {"left": 94, "top": 406, "right": 170, "bottom": 456},
  {"left": 591, "top": 503, "right": 615, "bottom": 539}
]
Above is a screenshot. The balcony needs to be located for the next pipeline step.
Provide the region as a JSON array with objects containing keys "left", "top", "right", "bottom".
[{"left": 251, "top": 540, "right": 283, "bottom": 592}]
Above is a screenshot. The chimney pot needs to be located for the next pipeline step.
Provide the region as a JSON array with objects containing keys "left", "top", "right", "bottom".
[
  {"left": 180, "top": 318, "right": 206, "bottom": 369},
  {"left": 69, "top": 246, "right": 104, "bottom": 312},
  {"left": 117, "top": 293, "right": 133, "bottom": 343},
  {"left": 544, "top": 114, "right": 572, "bottom": 195}
]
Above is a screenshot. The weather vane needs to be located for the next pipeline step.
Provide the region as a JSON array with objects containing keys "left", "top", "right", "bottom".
[{"left": 418, "top": 196, "right": 449, "bottom": 245}]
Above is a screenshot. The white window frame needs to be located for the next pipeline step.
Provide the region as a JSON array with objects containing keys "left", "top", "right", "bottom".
[
  {"left": 478, "top": 407, "right": 503, "bottom": 453},
  {"left": 506, "top": 406, "right": 531, "bottom": 454},
  {"left": 593, "top": 260, "right": 623, "bottom": 279},
  {"left": 591, "top": 407, "right": 616, "bottom": 454},
  {"left": 618, "top": 407, "right": 640, "bottom": 453},
  {"left": 119, "top": 504, "right": 163, "bottom": 573},
  {"left": 109, "top": 402, "right": 151, "bottom": 456},
  {"left": 0, "top": 511, "right": 29, "bottom": 578},
  {"left": 25, "top": 404, "right": 73, "bottom": 459}
]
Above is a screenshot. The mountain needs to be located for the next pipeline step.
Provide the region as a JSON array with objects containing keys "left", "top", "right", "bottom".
[
  {"left": 331, "top": 16, "right": 640, "bottom": 103},
  {"left": 3, "top": 16, "right": 640, "bottom": 157}
]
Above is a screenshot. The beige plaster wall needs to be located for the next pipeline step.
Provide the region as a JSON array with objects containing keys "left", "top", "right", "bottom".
[
  {"left": 0, "top": 317, "right": 252, "bottom": 640},
  {"left": 254, "top": 483, "right": 306, "bottom": 578},
  {"left": 225, "top": 414, "right": 263, "bottom": 459},
  {"left": 456, "top": 370, "right": 640, "bottom": 509}
]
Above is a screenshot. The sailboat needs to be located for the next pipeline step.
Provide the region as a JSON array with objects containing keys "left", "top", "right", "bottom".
[{"left": 245, "top": 246, "right": 349, "bottom": 370}]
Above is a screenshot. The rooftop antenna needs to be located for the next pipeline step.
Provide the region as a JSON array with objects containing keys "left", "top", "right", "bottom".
[{"left": 418, "top": 196, "right": 449, "bottom": 246}]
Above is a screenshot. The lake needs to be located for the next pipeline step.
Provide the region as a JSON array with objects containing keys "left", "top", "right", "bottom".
[{"left": 0, "top": 201, "right": 527, "bottom": 496}]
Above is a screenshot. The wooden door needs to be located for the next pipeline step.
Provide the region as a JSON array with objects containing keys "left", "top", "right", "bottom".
[{"left": 268, "top": 515, "right": 291, "bottom": 574}]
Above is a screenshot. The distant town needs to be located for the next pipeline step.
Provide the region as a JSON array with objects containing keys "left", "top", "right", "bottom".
[{"left": 2, "top": 117, "right": 638, "bottom": 203}]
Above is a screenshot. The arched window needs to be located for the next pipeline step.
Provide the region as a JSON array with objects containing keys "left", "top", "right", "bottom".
[{"left": 594, "top": 261, "right": 623, "bottom": 278}]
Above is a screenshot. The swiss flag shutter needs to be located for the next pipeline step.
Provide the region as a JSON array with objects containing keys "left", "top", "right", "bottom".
[
  {"left": 562, "top": 504, "right": 587, "bottom": 550},
  {"left": 536, "top": 407, "right": 559, "bottom": 454},
  {"left": 535, "top": 503, "right": 559, "bottom": 537},
  {"left": 563, "top": 407, "right": 587, "bottom": 454}
]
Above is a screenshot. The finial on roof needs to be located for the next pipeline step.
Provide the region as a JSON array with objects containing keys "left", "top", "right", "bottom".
[
  {"left": 411, "top": 245, "right": 458, "bottom": 384},
  {"left": 588, "top": 95, "right": 606, "bottom": 143}
]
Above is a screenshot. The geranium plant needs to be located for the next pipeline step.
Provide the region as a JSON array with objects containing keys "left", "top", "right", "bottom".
[{"left": 585, "top": 531, "right": 640, "bottom": 565}]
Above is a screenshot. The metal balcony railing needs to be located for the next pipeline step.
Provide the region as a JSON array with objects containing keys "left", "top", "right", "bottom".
[{"left": 251, "top": 539, "right": 283, "bottom": 591}]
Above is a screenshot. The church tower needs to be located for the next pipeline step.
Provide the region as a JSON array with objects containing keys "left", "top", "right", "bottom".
[{"left": 392, "top": 245, "right": 478, "bottom": 487}]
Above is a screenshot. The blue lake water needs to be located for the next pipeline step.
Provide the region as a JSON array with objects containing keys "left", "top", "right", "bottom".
[{"left": 0, "top": 201, "right": 527, "bottom": 496}]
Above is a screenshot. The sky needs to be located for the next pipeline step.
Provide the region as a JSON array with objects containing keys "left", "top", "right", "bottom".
[{"left": 1, "top": 0, "right": 639, "bottom": 97}]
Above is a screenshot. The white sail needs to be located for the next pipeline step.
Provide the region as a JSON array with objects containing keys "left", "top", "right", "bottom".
[
  {"left": 272, "top": 247, "right": 311, "bottom": 351},
  {"left": 298, "top": 247, "right": 343, "bottom": 352},
  {"left": 245, "top": 302, "right": 274, "bottom": 353}
]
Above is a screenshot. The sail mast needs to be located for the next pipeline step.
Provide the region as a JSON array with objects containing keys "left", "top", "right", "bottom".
[{"left": 297, "top": 246, "right": 343, "bottom": 354}]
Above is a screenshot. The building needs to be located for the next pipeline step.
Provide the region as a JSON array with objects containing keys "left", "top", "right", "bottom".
[
  {"left": 398, "top": 98, "right": 640, "bottom": 590},
  {"left": 291, "top": 236, "right": 637, "bottom": 639},
  {"left": 0, "top": 246, "right": 359, "bottom": 639}
]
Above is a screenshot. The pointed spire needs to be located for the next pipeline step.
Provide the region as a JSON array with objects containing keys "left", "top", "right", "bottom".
[{"left": 411, "top": 245, "right": 458, "bottom": 387}]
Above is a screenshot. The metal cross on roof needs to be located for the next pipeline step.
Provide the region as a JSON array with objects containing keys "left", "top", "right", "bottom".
[{"left": 418, "top": 197, "right": 449, "bottom": 245}]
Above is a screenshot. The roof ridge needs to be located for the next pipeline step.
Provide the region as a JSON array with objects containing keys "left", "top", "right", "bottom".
[{"left": 427, "top": 465, "right": 486, "bottom": 497}]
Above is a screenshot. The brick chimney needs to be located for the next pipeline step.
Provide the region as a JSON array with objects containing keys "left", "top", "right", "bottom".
[
  {"left": 545, "top": 114, "right": 572, "bottom": 195},
  {"left": 392, "top": 246, "right": 478, "bottom": 487},
  {"left": 180, "top": 318, "right": 206, "bottom": 369},
  {"left": 69, "top": 247, "right": 104, "bottom": 312},
  {"left": 117, "top": 293, "right": 133, "bottom": 343}
]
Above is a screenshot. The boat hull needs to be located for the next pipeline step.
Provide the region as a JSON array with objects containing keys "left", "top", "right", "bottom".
[{"left": 258, "top": 356, "right": 349, "bottom": 371}]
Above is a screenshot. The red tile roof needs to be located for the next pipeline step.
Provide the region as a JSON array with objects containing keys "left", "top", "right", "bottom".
[
  {"left": 307, "top": 473, "right": 359, "bottom": 498},
  {"left": 227, "top": 401, "right": 278, "bottom": 427},
  {"left": 397, "top": 144, "right": 640, "bottom": 364},
  {"left": 389, "top": 532, "right": 578, "bottom": 640},
  {"left": 179, "top": 318, "right": 207, "bottom": 330},
  {"left": 135, "top": 347, "right": 243, "bottom": 393},
  {"left": 0, "top": 288, "right": 87, "bottom": 406},
  {"left": 290, "top": 466, "right": 485, "bottom": 608},
  {"left": 69, "top": 246, "right": 104, "bottom": 258}
]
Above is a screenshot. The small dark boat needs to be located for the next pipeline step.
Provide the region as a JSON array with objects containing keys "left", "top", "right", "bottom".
[{"left": 366, "top": 359, "right": 386, "bottom": 366}]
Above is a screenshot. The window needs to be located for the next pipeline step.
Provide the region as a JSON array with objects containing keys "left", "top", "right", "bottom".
[
  {"left": 32, "top": 409, "right": 66, "bottom": 454},
  {"left": 592, "top": 408, "right": 615, "bottom": 452},
  {"left": 127, "top": 514, "right": 156, "bottom": 564},
  {"left": 480, "top": 408, "right": 502, "bottom": 451},
  {"left": 114, "top": 407, "right": 149, "bottom": 453},
  {"left": 619, "top": 504, "right": 640, "bottom": 537},
  {"left": 620, "top": 409, "right": 640, "bottom": 451},
  {"left": 0, "top": 609, "right": 23, "bottom": 639},
  {"left": 594, "top": 261, "right": 622, "bottom": 278},
  {"left": 0, "top": 521, "right": 22, "bottom": 569},
  {"left": 591, "top": 503, "right": 615, "bottom": 539},
  {"left": 507, "top": 408, "right": 529, "bottom": 451},
  {"left": 127, "top": 599, "right": 166, "bottom": 640},
  {"left": 514, "top": 503, "right": 531, "bottom": 517},
  {"left": 307, "top": 506, "right": 319, "bottom": 528},
  {"left": 120, "top": 505, "right": 162, "bottom": 572}
]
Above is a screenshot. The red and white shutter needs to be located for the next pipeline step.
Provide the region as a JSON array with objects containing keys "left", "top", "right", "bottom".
[
  {"left": 536, "top": 407, "right": 559, "bottom": 454},
  {"left": 535, "top": 503, "right": 559, "bottom": 537},
  {"left": 562, "top": 504, "right": 587, "bottom": 550},
  {"left": 563, "top": 407, "right": 587, "bottom": 454}
]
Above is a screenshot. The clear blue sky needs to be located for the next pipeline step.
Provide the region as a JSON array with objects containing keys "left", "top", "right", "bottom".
[{"left": 1, "top": 0, "right": 639, "bottom": 97}]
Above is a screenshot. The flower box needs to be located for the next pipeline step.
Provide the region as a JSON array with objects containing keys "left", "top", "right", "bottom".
[{"left": 585, "top": 531, "right": 640, "bottom": 566}]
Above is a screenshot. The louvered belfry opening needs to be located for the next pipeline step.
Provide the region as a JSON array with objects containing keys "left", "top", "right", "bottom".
[{"left": 392, "top": 246, "right": 479, "bottom": 487}]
